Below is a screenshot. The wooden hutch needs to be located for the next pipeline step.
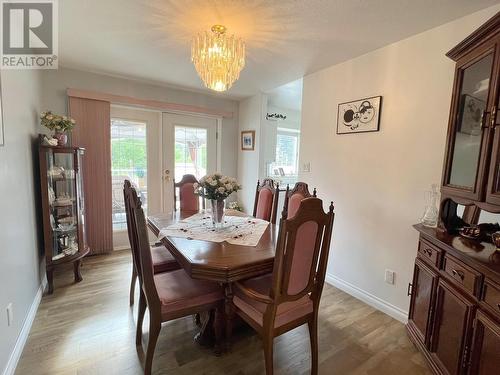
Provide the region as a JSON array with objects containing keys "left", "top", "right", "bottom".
[
  {"left": 39, "top": 137, "right": 89, "bottom": 294},
  {"left": 407, "top": 13, "right": 500, "bottom": 375}
]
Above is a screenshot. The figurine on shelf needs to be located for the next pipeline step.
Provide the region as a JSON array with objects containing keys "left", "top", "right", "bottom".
[{"left": 421, "top": 184, "right": 439, "bottom": 228}]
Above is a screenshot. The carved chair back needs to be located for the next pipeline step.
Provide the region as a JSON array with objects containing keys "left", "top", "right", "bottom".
[
  {"left": 123, "top": 180, "right": 145, "bottom": 286},
  {"left": 133, "top": 204, "right": 162, "bottom": 316},
  {"left": 253, "top": 178, "right": 280, "bottom": 224},
  {"left": 174, "top": 174, "right": 202, "bottom": 211},
  {"left": 269, "top": 197, "right": 334, "bottom": 320},
  {"left": 282, "top": 182, "right": 317, "bottom": 219}
]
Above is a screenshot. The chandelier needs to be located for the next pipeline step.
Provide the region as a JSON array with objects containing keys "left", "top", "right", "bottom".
[{"left": 191, "top": 25, "right": 246, "bottom": 92}]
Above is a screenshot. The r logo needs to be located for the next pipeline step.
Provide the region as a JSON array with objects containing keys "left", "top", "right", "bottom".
[{"left": 3, "top": 2, "right": 53, "bottom": 54}]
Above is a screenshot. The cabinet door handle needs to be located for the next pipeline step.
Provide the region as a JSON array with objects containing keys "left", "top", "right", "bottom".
[
  {"left": 480, "top": 110, "right": 490, "bottom": 129},
  {"left": 491, "top": 105, "right": 497, "bottom": 128},
  {"left": 425, "top": 248, "right": 432, "bottom": 257},
  {"left": 451, "top": 269, "right": 465, "bottom": 280}
]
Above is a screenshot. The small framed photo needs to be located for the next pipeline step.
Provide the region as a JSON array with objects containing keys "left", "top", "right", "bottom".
[
  {"left": 337, "top": 95, "right": 382, "bottom": 135},
  {"left": 241, "top": 130, "right": 255, "bottom": 151}
]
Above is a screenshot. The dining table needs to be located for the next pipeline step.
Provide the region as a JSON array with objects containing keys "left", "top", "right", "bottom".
[{"left": 147, "top": 209, "right": 278, "bottom": 352}]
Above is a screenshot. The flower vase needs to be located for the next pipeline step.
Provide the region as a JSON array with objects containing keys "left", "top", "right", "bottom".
[
  {"left": 211, "top": 199, "right": 225, "bottom": 229},
  {"left": 53, "top": 132, "right": 68, "bottom": 146}
]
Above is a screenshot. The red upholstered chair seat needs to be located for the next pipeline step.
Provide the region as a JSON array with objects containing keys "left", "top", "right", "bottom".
[
  {"left": 233, "top": 274, "right": 313, "bottom": 328},
  {"left": 287, "top": 193, "right": 305, "bottom": 219},
  {"left": 255, "top": 188, "right": 273, "bottom": 221},
  {"left": 154, "top": 269, "right": 224, "bottom": 319},
  {"left": 179, "top": 182, "right": 199, "bottom": 211},
  {"left": 151, "top": 245, "right": 180, "bottom": 274}
]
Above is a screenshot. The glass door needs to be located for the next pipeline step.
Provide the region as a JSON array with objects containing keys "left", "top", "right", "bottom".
[
  {"left": 442, "top": 41, "right": 497, "bottom": 201},
  {"left": 110, "top": 106, "right": 162, "bottom": 249},
  {"left": 485, "top": 39, "right": 500, "bottom": 205},
  {"left": 162, "top": 113, "right": 217, "bottom": 213}
]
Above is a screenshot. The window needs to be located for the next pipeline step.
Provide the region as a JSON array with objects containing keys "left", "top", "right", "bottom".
[
  {"left": 174, "top": 126, "right": 207, "bottom": 180},
  {"left": 268, "top": 128, "right": 300, "bottom": 182},
  {"left": 110, "top": 119, "right": 147, "bottom": 230}
]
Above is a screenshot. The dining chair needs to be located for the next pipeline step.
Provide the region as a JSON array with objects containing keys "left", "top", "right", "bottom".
[
  {"left": 282, "top": 182, "right": 317, "bottom": 219},
  {"left": 133, "top": 203, "right": 224, "bottom": 375},
  {"left": 124, "top": 180, "right": 180, "bottom": 306},
  {"left": 252, "top": 178, "right": 280, "bottom": 224},
  {"left": 173, "top": 174, "right": 203, "bottom": 211},
  {"left": 232, "top": 197, "right": 334, "bottom": 375}
]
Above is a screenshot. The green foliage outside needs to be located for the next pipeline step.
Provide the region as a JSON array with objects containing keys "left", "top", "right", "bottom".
[
  {"left": 111, "top": 138, "right": 208, "bottom": 176},
  {"left": 111, "top": 138, "right": 146, "bottom": 175}
]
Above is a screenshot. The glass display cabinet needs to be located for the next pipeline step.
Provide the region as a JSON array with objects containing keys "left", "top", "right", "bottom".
[{"left": 39, "top": 137, "right": 89, "bottom": 294}]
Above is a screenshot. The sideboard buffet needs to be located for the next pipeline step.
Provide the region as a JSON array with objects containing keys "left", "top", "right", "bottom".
[{"left": 407, "top": 12, "right": 500, "bottom": 375}]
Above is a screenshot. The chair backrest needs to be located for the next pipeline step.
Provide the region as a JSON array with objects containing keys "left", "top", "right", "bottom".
[
  {"left": 174, "top": 174, "right": 200, "bottom": 211},
  {"left": 133, "top": 203, "right": 161, "bottom": 314},
  {"left": 123, "top": 180, "right": 144, "bottom": 285},
  {"left": 271, "top": 197, "right": 334, "bottom": 306},
  {"left": 282, "top": 182, "right": 317, "bottom": 219},
  {"left": 252, "top": 178, "right": 280, "bottom": 224}
]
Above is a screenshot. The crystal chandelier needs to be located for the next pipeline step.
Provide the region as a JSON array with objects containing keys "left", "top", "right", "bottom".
[{"left": 191, "top": 25, "right": 246, "bottom": 92}]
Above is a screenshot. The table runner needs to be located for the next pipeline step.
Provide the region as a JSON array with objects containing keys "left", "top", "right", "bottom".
[{"left": 158, "top": 211, "right": 270, "bottom": 246}]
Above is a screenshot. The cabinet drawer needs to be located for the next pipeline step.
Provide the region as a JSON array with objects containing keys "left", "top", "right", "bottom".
[
  {"left": 417, "top": 240, "right": 441, "bottom": 268},
  {"left": 442, "top": 254, "right": 482, "bottom": 297},
  {"left": 482, "top": 279, "right": 500, "bottom": 317}
]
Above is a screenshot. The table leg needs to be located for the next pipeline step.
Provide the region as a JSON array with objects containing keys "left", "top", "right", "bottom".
[
  {"left": 194, "top": 310, "right": 214, "bottom": 347},
  {"left": 224, "top": 283, "right": 235, "bottom": 352}
]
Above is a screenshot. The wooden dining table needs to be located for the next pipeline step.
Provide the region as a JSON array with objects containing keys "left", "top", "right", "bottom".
[{"left": 147, "top": 210, "right": 278, "bottom": 350}]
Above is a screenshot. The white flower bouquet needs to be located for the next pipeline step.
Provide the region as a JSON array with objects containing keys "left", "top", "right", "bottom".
[
  {"left": 40, "top": 111, "right": 76, "bottom": 133},
  {"left": 194, "top": 173, "right": 241, "bottom": 201}
]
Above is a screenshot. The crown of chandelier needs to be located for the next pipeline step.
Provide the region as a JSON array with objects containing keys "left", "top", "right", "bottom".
[{"left": 191, "top": 25, "right": 246, "bottom": 92}]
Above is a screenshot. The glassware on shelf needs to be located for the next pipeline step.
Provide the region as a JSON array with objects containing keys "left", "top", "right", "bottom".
[{"left": 421, "top": 184, "right": 440, "bottom": 228}]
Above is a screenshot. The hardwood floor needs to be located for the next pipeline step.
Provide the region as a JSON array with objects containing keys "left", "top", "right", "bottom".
[{"left": 16, "top": 250, "right": 430, "bottom": 375}]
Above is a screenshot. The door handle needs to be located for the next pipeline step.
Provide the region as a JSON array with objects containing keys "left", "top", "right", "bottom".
[{"left": 164, "top": 169, "right": 171, "bottom": 182}]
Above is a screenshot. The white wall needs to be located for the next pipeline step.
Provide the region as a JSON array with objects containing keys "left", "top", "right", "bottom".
[
  {"left": 237, "top": 93, "right": 266, "bottom": 213},
  {"left": 41, "top": 67, "right": 240, "bottom": 178},
  {"left": 299, "top": 5, "right": 500, "bottom": 320},
  {"left": 0, "top": 70, "right": 44, "bottom": 374}
]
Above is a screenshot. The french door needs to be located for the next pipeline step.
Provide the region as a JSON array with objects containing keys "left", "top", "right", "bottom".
[
  {"left": 110, "top": 107, "right": 218, "bottom": 248},
  {"left": 162, "top": 113, "right": 217, "bottom": 213},
  {"left": 110, "top": 106, "right": 162, "bottom": 249}
]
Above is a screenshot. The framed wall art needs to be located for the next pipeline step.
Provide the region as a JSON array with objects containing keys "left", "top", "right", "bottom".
[
  {"left": 241, "top": 130, "right": 255, "bottom": 151},
  {"left": 337, "top": 95, "right": 382, "bottom": 135}
]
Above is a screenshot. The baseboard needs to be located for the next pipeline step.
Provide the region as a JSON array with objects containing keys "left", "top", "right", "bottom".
[
  {"left": 2, "top": 277, "right": 47, "bottom": 375},
  {"left": 325, "top": 273, "right": 408, "bottom": 324}
]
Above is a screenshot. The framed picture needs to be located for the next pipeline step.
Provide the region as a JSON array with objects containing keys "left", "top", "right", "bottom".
[
  {"left": 337, "top": 95, "right": 382, "bottom": 135},
  {"left": 458, "top": 94, "right": 485, "bottom": 136},
  {"left": 241, "top": 130, "right": 255, "bottom": 151}
]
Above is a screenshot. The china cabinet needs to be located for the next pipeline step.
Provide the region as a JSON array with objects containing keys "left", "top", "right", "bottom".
[
  {"left": 39, "top": 136, "right": 89, "bottom": 294},
  {"left": 407, "top": 12, "right": 500, "bottom": 375}
]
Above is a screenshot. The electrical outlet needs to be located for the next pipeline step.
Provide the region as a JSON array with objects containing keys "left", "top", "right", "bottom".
[
  {"left": 6, "top": 303, "right": 13, "bottom": 326},
  {"left": 385, "top": 269, "right": 395, "bottom": 285},
  {"left": 302, "top": 162, "right": 311, "bottom": 173}
]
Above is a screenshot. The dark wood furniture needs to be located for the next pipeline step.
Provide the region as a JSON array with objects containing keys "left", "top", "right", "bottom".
[
  {"left": 407, "top": 13, "right": 500, "bottom": 375},
  {"left": 123, "top": 180, "right": 180, "bottom": 306},
  {"left": 39, "top": 139, "right": 89, "bottom": 294},
  {"left": 234, "top": 197, "right": 334, "bottom": 375},
  {"left": 253, "top": 178, "right": 280, "bottom": 224},
  {"left": 173, "top": 174, "right": 204, "bottom": 211},
  {"left": 283, "top": 182, "right": 317, "bottom": 219},
  {"left": 132, "top": 204, "right": 224, "bottom": 375},
  {"left": 147, "top": 211, "right": 278, "bottom": 349}
]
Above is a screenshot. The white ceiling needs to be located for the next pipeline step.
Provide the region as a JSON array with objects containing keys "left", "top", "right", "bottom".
[
  {"left": 267, "top": 79, "right": 303, "bottom": 112},
  {"left": 59, "top": 0, "right": 499, "bottom": 99}
]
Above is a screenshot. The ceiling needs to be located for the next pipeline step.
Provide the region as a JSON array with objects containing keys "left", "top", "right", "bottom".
[
  {"left": 59, "top": 0, "right": 499, "bottom": 99},
  {"left": 267, "top": 79, "right": 303, "bottom": 112}
]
